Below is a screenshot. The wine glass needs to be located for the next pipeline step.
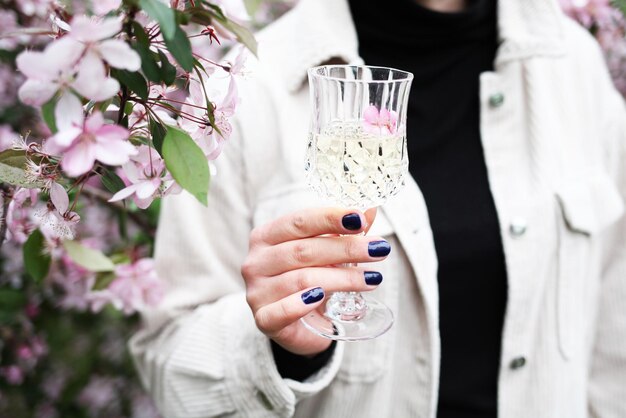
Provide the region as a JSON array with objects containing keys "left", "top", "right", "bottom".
[{"left": 302, "top": 65, "right": 413, "bottom": 341}]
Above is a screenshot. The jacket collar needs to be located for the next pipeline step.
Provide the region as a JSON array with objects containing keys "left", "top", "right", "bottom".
[{"left": 257, "top": 0, "right": 567, "bottom": 92}]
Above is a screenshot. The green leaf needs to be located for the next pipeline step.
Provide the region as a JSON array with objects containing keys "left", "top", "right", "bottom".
[
  {"left": 93, "top": 271, "right": 116, "bottom": 290},
  {"left": 243, "top": 0, "right": 262, "bottom": 17},
  {"left": 139, "top": 0, "right": 176, "bottom": 40},
  {"left": 41, "top": 97, "right": 58, "bottom": 133},
  {"left": 112, "top": 69, "right": 149, "bottom": 100},
  {"left": 202, "top": 4, "right": 257, "bottom": 56},
  {"left": 133, "top": 43, "right": 162, "bottom": 83},
  {"left": 0, "top": 149, "right": 45, "bottom": 188},
  {"left": 164, "top": 25, "right": 194, "bottom": 72},
  {"left": 132, "top": 21, "right": 150, "bottom": 46},
  {"left": 101, "top": 169, "right": 126, "bottom": 194},
  {"left": 0, "top": 289, "right": 27, "bottom": 315},
  {"left": 158, "top": 49, "right": 177, "bottom": 85},
  {"left": 23, "top": 229, "right": 51, "bottom": 283},
  {"left": 149, "top": 118, "right": 167, "bottom": 155},
  {"left": 162, "top": 126, "right": 209, "bottom": 205},
  {"left": 220, "top": 19, "right": 257, "bottom": 56},
  {"left": 63, "top": 240, "right": 116, "bottom": 273}
]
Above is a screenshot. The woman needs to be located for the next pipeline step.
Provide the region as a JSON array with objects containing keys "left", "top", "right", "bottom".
[{"left": 130, "top": 0, "right": 626, "bottom": 417}]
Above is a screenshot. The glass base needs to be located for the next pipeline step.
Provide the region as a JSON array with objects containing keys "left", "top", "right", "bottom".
[{"left": 300, "top": 295, "right": 394, "bottom": 341}]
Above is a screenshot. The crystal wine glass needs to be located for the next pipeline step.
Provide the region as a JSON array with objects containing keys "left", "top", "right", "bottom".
[{"left": 302, "top": 65, "right": 413, "bottom": 341}]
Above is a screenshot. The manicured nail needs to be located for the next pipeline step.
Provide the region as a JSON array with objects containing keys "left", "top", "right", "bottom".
[
  {"left": 342, "top": 213, "right": 362, "bottom": 230},
  {"left": 368, "top": 240, "right": 391, "bottom": 257},
  {"left": 364, "top": 271, "right": 383, "bottom": 285},
  {"left": 301, "top": 287, "right": 324, "bottom": 304}
]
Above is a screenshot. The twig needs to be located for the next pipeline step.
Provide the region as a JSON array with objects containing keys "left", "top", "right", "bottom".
[{"left": 80, "top": 185, "right": 155, "bottom": 238}]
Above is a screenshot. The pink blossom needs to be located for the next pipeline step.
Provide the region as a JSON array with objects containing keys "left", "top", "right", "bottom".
[
  {"left": 1, "top": 365, "right": 24, "bottom": 385},
  {"left": 109, "top": 145, "right": 180, "bottom": 209},
  {"left": 35, "top": 182, "right": 80, "bottom": 240},
  {"left": 46, "top": 106, "right": 137, "bottom": 177},
  {"left": 16, "top": 16, "right": 140, "bottom": 107},
  {"left": 0, "top": 10, "right": 19, "bottom": 50},
  {"left": 68, "top": 16, "right": 141, "bottom": 72},
  {"left": 362, "top": 105, "right": 398, "bottom": 135},
  {"left": 93, "top": 0, "right": 123, "bottom": 16},
  {"left": 179, "top": 77, "right": 238, "bottom": 159},
  {"left": 89, "top": 258, "right": 164, "bottom": 315},
  {"left": 15, "top": 0, "right": 54, "bottom": 17},
  {"left": 78, "top": 376, "right": 121, "bottom": 415},
  {"left": 0, "top": 124, "right": 17, "bottom": 152},
  {"left": 6, "top": 188, "right": 39, "bottom": 244},
  {"left": 16, "top": 37, "right": 83, "bottom": 106},
  {"left": 49, "top": 255, "right": 95, "bottom": 311}
]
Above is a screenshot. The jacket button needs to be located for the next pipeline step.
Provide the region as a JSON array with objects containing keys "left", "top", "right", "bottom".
[
  {"left": 509, "top": 218, "right": 527, "bottom": 238},
  {"left": 489, "top": 92, "right": 505, "bottom": 108},
  {"left": 510, "top": 356, "right": 527, "bottom": 370}
]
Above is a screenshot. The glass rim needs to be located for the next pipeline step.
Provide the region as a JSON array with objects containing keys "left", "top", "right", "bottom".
[{"left": 308, "top": 64, "right": 414, "bottom": 83}]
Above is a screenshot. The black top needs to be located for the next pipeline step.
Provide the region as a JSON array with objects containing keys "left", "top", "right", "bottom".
[{"left": 273, "top": 1, "right": 508, "bottom": 417}]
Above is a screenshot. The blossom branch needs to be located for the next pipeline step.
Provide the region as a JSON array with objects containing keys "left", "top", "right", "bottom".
[{"left": 80, "top": 185, "right": 155, "bottom": 238}]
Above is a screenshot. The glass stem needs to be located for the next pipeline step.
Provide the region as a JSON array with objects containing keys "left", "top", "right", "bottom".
[{"left": 325, "top": 230, "right": 368, "bottom": 322}]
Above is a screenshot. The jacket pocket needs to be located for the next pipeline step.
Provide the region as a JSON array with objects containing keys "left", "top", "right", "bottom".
[{"left": 555, "top": 172, "right": 624, "bottom": 360}]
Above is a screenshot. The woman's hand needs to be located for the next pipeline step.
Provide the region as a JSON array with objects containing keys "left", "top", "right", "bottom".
[{"left": 241, "top": 207, "right": 390, "bottom": 356}]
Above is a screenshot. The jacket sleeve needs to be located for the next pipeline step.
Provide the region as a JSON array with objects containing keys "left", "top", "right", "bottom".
[
  {"left": 128, "top": 90, "right": 344, "bottom": 418},
  {"left": 587, "top": 69, "right": 626, "bottom": 416}
]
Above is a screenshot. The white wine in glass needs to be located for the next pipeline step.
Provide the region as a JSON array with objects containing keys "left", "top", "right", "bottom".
[{"left": 303, "top": 65, "right": 413, "bottom": 341}]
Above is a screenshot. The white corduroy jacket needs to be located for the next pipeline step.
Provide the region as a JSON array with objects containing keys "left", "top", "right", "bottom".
[{"left": 129, "top": 0, "right": 626, "bottom": 416}]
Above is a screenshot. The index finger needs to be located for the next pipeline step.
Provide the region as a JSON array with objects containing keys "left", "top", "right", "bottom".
[{"left": 252, "top": 207, "right": 375, "bottom": 246}]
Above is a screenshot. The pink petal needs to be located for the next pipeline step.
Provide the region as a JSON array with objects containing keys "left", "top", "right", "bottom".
[
  {"left": 121, "top": 161, "right": 141, "bottom": 183},
  {"left": 16, "top": 51, "right": 48, "bottom": 80},
  {"left": 72, "top": 52, "right": 119, "bottom": 101},
  {"left": 62, "top": 140, "right": 97, "bottom": 177},
  {"left": 379, "top": 108, "right": 392, "bottom": 124},
  {"left": 94, "top": 140, "right": 136, "bottom": 166},
  {"left": 93, "top": 0, "right": 122, "bottom": 15},
  {"left": 49, "top": 126, "right": 82, "bottom": 150},
  {"left": 363, "top": 105, "right": 380, "bottom": 124},
  {"left": 220, "top": 77, "right": 238, "bottom": 115},
  {"left": 109, "top": 184, "right": 139, "bottom": 202},
  {"left": 134, "top": 196, "right": 155, "bottom": 209},
  {"left": 18, "top": 79, "right": 58, "bottom": 106},
  {"left": 50, "top": 182, "right": 69, "bottom": 214},
  {"left": 55, "top": 92, "right": 84, "bottom": 133},
  {"left": 95, "top": 124, "right": 129, "bottom": 142},
  {"left": 70, "top": 16, "right": 122, "bottom": 42},
  {"left": 136, "top": 178, "right": 160, "bottom": 199},
  {"left": 98, "top": 39, "right": 141, "bottom": 71},
  {"left": 188, "top": 80, "right": 206, "bottom": 106},
  {"left": 44, "top": 37, "right": 85, "bottom": 72},
  {"left": 84, "top": 112, "right": 105, "bottom": 133}
]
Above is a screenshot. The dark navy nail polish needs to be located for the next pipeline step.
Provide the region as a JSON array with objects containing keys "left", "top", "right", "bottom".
[
  {"left": 342, "top": 213, "right": 362, "bottom": 230},
  {"left": 368, "top": 240, "right": 391, "bottom": 257},
  {"left": 364, "top": 271, "right": 383, "bottom": 286},
  {"left": 301, "top": 287, "right": 324, "bottom": 304}
]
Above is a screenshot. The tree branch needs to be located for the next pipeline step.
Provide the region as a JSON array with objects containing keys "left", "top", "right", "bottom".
[{"left": 80, "top": 185, "right": 155, "bottom": 238}]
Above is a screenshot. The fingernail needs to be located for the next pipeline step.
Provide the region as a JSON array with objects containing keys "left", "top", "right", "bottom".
[
  {"left": 342, "top": 213, "right": 362, "bottom": 230},
  {"left": 364, "top": 271, "right": 383, "bottom": 285},
  {"left": 301, "top": 287, "right": 324, "bottom": 304},
  {"left": 368, "top": 240, "right": 391, "bottom": 257}
]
